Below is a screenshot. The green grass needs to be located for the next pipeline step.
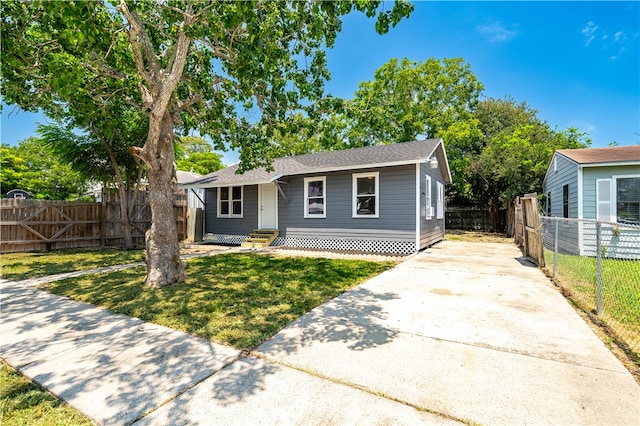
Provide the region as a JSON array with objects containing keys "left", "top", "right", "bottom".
[
  {"left": 43, "top": 253, "right": 393, "bottom": 349},
  {"left": 543, "top": 249, "right": 640, "bottom": 356},
  {"left": 1, "top": 248, "right": 145, "bottom": 280},
  {"left": 0, "top": 361, "right": 93, "bottom": 426}
]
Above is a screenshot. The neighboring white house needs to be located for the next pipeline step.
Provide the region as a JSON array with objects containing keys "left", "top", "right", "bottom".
[
  {"left": 176, "top": 170, "right": 205, "bottom": 209},
  {"left": 542, "top": 146, "right": 640, "bottom": 258}
]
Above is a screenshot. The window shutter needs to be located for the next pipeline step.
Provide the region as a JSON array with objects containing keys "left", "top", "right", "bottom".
[{"left": 596, "top": 179, "right": 612, "bottom": 222}]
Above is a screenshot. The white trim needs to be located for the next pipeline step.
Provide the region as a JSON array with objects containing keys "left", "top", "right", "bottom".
[
  {"left": 415, "top": 164, "right": 420, "bottom": 251},
  {"left": 580, "top": 161, "right": 640, "bottom": 168},
  {"left": 352, "top": 171, "right": 379, "bottom": 218},
  {"left": 303, "top": 176, "right": 327, "bottom": 219},
  {"left": 217, "top": 186, "right": 243, "bottom": 218}
]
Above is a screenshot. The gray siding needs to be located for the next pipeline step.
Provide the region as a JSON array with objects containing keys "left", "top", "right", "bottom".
[
  {"left": 543, "top": 153, "right": 579, "bottom": 218},
  {"left": 419, "top": 162, "right": 445, "bottom": 249},
  {"left": 204, "top": 186, "right": 258, "bottom": 235},
  {"left": 277, "top": 165, "right": 416, "bottom": 243},
  {"left": 582, "top": 165, "right": 640, "bottom": 220}
]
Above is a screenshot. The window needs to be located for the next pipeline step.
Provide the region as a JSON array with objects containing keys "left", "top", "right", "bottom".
[
  {"left": 436, "top": 182, "right": 444, "bottom": 219},
  {"left": 562, "top": 184, "right": 569, "bottom": 218},
  {"left": 218, "top": 186, "right": 243, "bottom": 218},
  {"left": 616, "top": 177, "right": 640, "bottom": 224},
  {"left": 546, "top": 191, "right": 552, "bottom": 216},
  {"left": 304, "top": 177, "right": 326, "bottom": 218},
  {"left": 425, "top": 175, "right": 433, "bottom": 219},
  {"left": 353, "top": 172, "right": 379, "bottom": 218}
]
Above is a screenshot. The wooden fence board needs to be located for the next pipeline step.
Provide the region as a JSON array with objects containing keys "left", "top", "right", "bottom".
[{"left": 1, "top": 192, "right": 186, "bottom": 253}]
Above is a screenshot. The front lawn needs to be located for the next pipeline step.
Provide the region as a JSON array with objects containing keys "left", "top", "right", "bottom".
[
  {"left": 42, "top": 253, "right": 393, "bottom": 349},
  {"left": 0, "top": 361, "right": 93, "bottom": 426},
  {"left": 1, "top": 248, "right": 145, "bottom": 280}
]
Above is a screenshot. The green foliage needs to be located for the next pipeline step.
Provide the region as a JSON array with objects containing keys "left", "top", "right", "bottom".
[
  {"left": 1, "top": 0, "right": 413, "bottom": 171},
  {"left": 1, "top": 361, "right": 92, "bottom": 426},
  {"left": 343, "top": 57, "right": 483, "bottom": 147},
  {"left": 174, "top": 135, "right": 223, "bottom": 174},
  {"left": 44, "top": 253, "right": 393, "bottom": 349},
  {"left": 0, "top": 138, "right": 87, "bottom": 200},
  {"left": 176, "top": 152, "right": 224, "bottom": 175},
  {"left": 470, "top": 98, "right": 591, "bottom": 212},
  {"left": 314, "top": 57, "right": 483, "bottom": 199}
]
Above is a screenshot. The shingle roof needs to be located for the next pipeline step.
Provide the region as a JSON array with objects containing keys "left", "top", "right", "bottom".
[
  {"left": 181, "top": 138, "right": 448, "bottom": 188},
  {"left": 557, "top": 146, "right": 640, "bottom": 164}
]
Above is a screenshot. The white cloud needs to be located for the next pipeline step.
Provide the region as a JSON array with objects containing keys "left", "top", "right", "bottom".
[
  {"left": 581, "top": 22, "right": 638, "bottom": 60},
  {"left": 581, "top": 21, "right": 598, "bottom": 46},
  {"left": 614, "top": 31, "right": 624, "bottom": 43},
  {"left": 477, "top": 23, "right": 518, "bottom": 42}
]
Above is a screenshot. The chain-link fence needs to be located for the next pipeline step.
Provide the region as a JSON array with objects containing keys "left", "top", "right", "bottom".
[{"left": 540, "top": 216, "right": 640, "bottom": 357}]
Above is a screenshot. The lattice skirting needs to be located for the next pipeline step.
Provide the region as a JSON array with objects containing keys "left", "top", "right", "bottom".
[
  {"left": 203, "top": 233, "right": 248, "bottom": 245},
  {"left": 272, "top": 237, "right": 416, "bottom": 255},
  {"left": 204, "top": 233, "right": 417, "bottom": 254}
]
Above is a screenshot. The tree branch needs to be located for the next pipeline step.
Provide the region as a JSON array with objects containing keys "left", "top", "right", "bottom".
[{"left": 116, "top": 1, "right": 158, "bottom": 89}]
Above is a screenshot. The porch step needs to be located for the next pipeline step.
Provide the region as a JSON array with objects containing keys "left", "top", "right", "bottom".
[{"left": 241, "top": 229, "right": 279, "bottom": 248}]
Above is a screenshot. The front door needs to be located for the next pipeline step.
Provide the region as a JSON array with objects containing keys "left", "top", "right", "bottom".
[{"left": 259, "top": 183, "right": 278, "bottom": 229}]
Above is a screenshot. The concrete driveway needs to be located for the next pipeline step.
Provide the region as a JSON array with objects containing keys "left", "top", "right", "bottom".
[
  {"left": 3, "top": 240, "right": 638, "bottom": 425},
  {"left": 252, "top": 241, "right": 639, "bottom": 425}
]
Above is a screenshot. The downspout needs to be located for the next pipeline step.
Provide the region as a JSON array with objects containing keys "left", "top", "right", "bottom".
[
  {"left": 577, "top": 166, "right": 584, "bottom": 254},
  {"left": 415, "top": 163, "right": 421, "bottom": 252}
]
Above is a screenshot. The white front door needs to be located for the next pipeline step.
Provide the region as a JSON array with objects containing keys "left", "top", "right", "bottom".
[{"left": 259, "top": 183, "right": 278, "bottom": 229}]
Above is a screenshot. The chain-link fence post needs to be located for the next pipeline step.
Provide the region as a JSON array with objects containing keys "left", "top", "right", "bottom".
[
  {"left": 595, "top": 221, "right": 603, "bottom": 316},
  {"left": 553, "top": 218, "right": 559, "bottom": 277}
]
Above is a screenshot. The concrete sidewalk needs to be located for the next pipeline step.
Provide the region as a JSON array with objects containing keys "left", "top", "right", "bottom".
[{"left": 2, "top": 241, "right": 639, "bottom": 425}]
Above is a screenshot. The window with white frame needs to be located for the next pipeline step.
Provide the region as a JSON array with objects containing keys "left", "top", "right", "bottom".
[
  {"left": 304, "top": 176, "right": 326, "bottom": 218},
  {"left": 353, "top": 172, "right": 379, "bottom": 218},
  {"left": 218, "top": 186, "right": 243, "bottom": 218},
  {"left": 436, "top": 181, "right": 444, "bottom": 219},
  {"left": 616, "top": 176, "right": 640, "bottom": 224},
  {"left": 597, "top": 175, "right": 640, "bottom": 224},
  {"left": 425, "top": 174, "right": 433, "bottom": 220}
]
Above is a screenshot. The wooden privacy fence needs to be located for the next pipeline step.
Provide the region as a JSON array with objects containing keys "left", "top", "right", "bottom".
[
  {"left": 514, "top": 194, "right": 545, "bottom": 266},
  {"left": 1, "top": 192, "right": 186, "bottom": 254}
]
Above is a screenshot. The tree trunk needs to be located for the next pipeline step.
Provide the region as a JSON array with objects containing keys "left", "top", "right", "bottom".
[
  {"left": 489, "top": 196, "right": 501, "bottom": 233},
  {"left": 107, "top": 148, "right": 135, "bottom": 249},
  {"left": 141, "top": 111, "right": 186, "bottom": 287},
  {"left": 117, "top": 184, "right": 135, "bottom": 249}
]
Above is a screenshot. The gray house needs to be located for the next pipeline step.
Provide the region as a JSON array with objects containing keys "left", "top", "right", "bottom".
[
  {"left": 542, "top": 146, "right": 640, "bottom": 257},
  {"left": 181, "top": 139, "right": 451, "bottom": 254}
]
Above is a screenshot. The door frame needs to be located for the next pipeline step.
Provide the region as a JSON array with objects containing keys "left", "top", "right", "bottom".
[{"left": 258, "top": 183, "right": 278, "bottom": 229}]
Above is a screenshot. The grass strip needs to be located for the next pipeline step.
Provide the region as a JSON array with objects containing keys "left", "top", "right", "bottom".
[
  {"left": 0, "top": 361, "right": 93, "bottom": 426},
  {"left": 1, "top": 248, "right": 145, "bottom": 280}
]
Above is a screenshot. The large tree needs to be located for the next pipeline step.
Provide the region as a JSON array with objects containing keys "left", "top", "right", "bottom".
[
  {"left": 470, "top": 98, "right": 591, "bottom": 230},
  {"left": 1, "top": 0, "right": 413, "bottom": 287},
  {"left": 322, "top": 57, "right": 484, "bottom": 201}
]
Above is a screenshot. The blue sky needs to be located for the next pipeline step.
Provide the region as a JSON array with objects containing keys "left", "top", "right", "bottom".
[{"left": 2, "top": 1, "right": 638, "bottom": 165}]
